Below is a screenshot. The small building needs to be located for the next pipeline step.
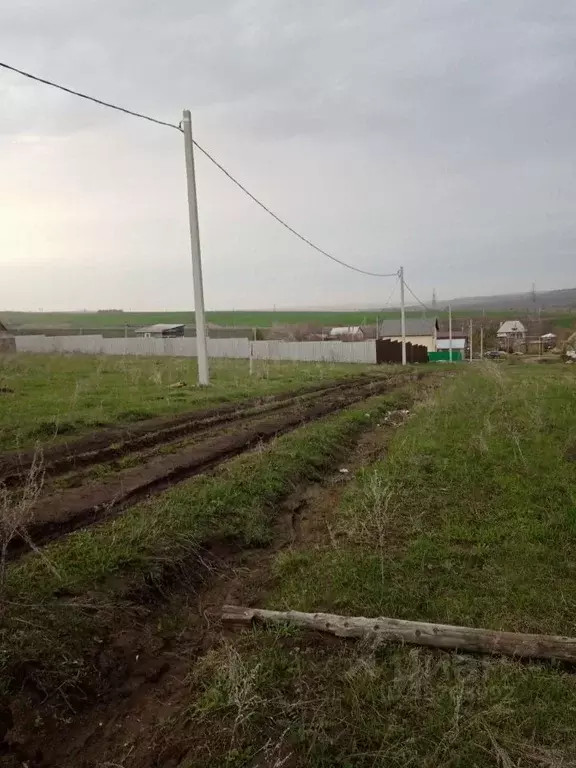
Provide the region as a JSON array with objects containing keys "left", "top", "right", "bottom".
[
  {"left": 0, "top": 320, "right": 16, "bottom": 353},
  {"left": 378, "top": 318, "right": 439, "bottom": 353},
  {"left": 436, "top": 338, "right": 466, "bottom": 353},
  {"left": 497, "top": 320, "right": 526, "bottom": 351},
  {"left": 541, "top": 332, "right": 557, "bottom": 351},
  {"left": 135, "top": 323, "right": 185, "bottom": 338},
  {"left": 329, "top": 326, "right": 364, "bottom": 341}
]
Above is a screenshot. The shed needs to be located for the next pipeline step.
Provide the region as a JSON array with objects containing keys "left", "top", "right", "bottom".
[
  {"left": 541, "top": 332, "right": 557, "bottom": 350},
  {"left": 436, "top": 338, "right": 466, "bottom": 351},
  {"left": 135, "top": 323, "right": 185, "bottom": 338},
  {"left": 378, "top": 318, "right": 439, "bottom": 353}
]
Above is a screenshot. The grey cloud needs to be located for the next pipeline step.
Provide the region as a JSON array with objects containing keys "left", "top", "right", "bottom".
[{"left": 0, "top": 0, "right": 575, "bottom": 309}]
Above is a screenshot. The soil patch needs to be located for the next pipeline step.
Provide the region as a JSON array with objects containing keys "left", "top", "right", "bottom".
[
  {"left": 8, "top": 377, "right": 405, "bottom": 558},
  {"left": 0, "top": 373, "right": 384, "bottom": 486},
  {"left": 3, "top": 376, "right": 436, "bottom": 767}
]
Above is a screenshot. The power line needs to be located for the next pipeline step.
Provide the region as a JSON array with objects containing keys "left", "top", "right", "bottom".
[
  {"left": 1, "top": 59, "right": 398, "bottom": 279},
  {"left": 403, "top": 280, "right": 431, "bottom": 312},
  {"left": 381, "top": 275, "right": 400, "bottom": 308},
  {"left": 191, "top": 141, "right": 398, "bottom": 278},
  {"left": 0, "top": 61, "right": 181, "bottom": 131}
]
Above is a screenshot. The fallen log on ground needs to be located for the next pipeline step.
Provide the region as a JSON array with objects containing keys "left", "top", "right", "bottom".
[{"left": 222, "top": 605, "right": 576, "bottom": 663}]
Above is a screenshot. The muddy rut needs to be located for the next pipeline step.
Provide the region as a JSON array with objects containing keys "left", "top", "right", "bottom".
[
  {"left": 7, "top": 374, "right": 407, "bottom": 556},
  {"left": 0, "top": 373, "right": 381, "bottom": 487},
  {"left": 2, "top": 393, "right": 421, "bottom": 768}
]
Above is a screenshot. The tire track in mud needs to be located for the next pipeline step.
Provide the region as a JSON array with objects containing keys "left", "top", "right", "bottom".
[
  {"left": 0, "top": 374, "right": 385, "bottom": 488},
  {"left": 1, "top": 380, "right": 433, "bottom": 768},
  {"left": 8, "top": 376, "right": 406, "bottom": 558}
]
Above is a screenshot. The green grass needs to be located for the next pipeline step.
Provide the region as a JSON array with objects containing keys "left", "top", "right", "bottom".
[
  {"left": 176, "top": 628, "right": 576, "bottom": 768},
  {"left": 272, "top": 364, "right": 576, "bottom": 634},
  {"left": 7, "top": 365, "right": 576, "bottom": 765},
  {"left": 0, "top": 354, "right": 375, "bottom": 452},
  {"left": 169, "top": 364, "right": 576, "bottom": 767},
  {"left": 0, "top": 391, "right": 404, "bottom": 702},
  {"left": 551, "top": 314, "right": 576, "bottom": 330}
]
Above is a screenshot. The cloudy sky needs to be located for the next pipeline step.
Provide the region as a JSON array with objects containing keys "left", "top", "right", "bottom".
[{"left": 1, "top": 0, "right": 575, "bottom": 311}]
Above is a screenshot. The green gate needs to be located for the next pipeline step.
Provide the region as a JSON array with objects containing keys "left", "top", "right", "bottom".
[{"left": 428, "top": 350, "right": 464, "bottom": 362}]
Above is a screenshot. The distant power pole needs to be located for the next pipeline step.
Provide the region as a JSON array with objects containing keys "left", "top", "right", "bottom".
[
  {"left": 469, "top": 318, "right": 473, "bottom": 361},
  {"left": 399, "top": 267, "right": 407, "bottom": 365},
  {"left": 182, "top": 109, "right": 209, "bottom": 386},
  {"left": 448, "top": 305, "right": 453, "bottom": 362},
  {"left": 432, "top": 288, "right": 437, "bottom": 311}
]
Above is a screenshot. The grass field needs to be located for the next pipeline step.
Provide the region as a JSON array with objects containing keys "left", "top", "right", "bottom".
[
  {"left": 0, "top": 389, "right": 410, "bottom": 697},
  {"left": 165, "top": 363, "right": 576, "bottom": 766},
  {"left": 1, "top": 307, "right": 551, "bottom": 331},
  {"left": 4, "top": 361, "right": 576, "bottom": 765},
  {"left": 0, "top": 354, "right": 374, "bottom": 452}
]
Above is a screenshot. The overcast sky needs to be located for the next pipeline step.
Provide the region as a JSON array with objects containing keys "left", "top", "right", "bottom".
[{"left": 1, "top": 0, "right": 575, "bottom": 311}]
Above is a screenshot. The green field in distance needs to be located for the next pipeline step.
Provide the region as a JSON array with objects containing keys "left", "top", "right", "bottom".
[{"left": 1, "top": 307, "right": 542, "bottom": 330}]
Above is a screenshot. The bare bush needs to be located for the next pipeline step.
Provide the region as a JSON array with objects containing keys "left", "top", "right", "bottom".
[{"left": 0, "top": 447, "right": 49, "bottom": 585}]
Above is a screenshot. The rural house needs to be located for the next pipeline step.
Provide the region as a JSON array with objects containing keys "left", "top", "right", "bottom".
[
  {"left": 135, "top": 323, "right": 185, "bottom": 338},
  {"left": 329, "top": 326, "right": 364, "bottom": 341},
  {"left": 496, "top": 320, "right": 526, "bottom": 350},
  {"left": 378, "top": 318, "right": 439, "bottom": 352}
]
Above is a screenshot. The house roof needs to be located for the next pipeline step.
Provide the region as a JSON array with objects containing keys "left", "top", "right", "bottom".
[
  {"left": 0, "top": 320, "right": 13, "bottom": 337},
  {"left": 379, "top": 318, "right": 438, "bottom": 337},
  {"left": 135, "top": 323, "right": 185, "bottom": 334},
  {"left": 497, "top": 320, "right": 526, "bottom": 335},
  {"left": 437, "top": 330, "right": 467, "bottom": 339},
  {"left": 329, "top": 326, "right": 362, "bottom": 336}
]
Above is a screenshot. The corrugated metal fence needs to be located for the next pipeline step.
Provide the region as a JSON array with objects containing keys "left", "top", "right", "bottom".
[
  {"left": 14, "top": 335, "right": 249, "bottom": 359},
  {"left": 251, "top": 340, "right": 377, "bottom": 364},
  {"left": 13, "top": 335, "right": 430, "bottom": 365},
  {"left": 376, "top": 339, "right": 429, "bottom": 364},
  {"left": 13, "top": 335, "right": 376, "bottom": 363}
]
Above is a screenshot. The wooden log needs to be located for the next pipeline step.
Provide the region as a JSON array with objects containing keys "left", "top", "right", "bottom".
[{"left": 222, "top": 605, "right": 576, "bottom": 663}]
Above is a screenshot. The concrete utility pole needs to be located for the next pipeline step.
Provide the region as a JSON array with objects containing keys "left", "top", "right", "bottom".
[
  {"left": 399, "top": 266, "right": 407, "bottom": 365},
  {"left": 182, "top": 109, "right": 209, "bottom": 386},
  {"left": 448, "top": 305, "right": 453, "bottom": 362},
  {"left": 480, "top": 325, "right": 484, "bottom": 358},
  {"left": 469, "top": 318, "right": 473, "bottom": 361}
]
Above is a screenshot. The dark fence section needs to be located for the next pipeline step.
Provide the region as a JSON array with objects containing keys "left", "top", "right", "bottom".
[{"left": 376, "top": 339, "right": 429, "bottom": 364}]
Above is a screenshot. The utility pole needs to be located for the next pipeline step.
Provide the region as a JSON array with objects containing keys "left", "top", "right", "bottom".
[
  {"left": 480, "top": 325, "right": 484, "bottom": 358},
  {"left": 469, "top": 318, "right": 473, "bottom": 361},
  {"left": 399, "top": 266, "right": 406, "bottom": 365},
  {"left": 182, "top": 109, "right": 209, "bottom": 386},
  {"left": 448, "top": 305, "right": 453, "bottom": 362}
]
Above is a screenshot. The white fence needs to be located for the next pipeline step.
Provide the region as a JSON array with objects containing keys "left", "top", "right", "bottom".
[
  {"left": 15, "top": 335, "right": 250, "bottom": 359},
  {"left": 14, "top": 335, "right": 377, "bottom": 364},
  {"left": 251, "top": 340, "right": 377, "bottom": 364}
]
